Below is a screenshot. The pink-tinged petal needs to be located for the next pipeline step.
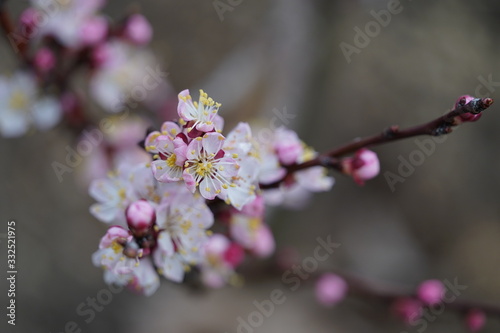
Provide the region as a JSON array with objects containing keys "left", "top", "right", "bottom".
[
  {"left": 276, "top": 144, "right": 302, "bottom": 165},
  {"left": 177, "top": 89, "right": 192, "bottom": 121},
  {"left": 296, "top": 167, "right": 334, "bottom": 192},
  {"left": 241, "top": 196, "right": 265, "bottom": 217},
  {"left": 90, "top": 203, "right": 121, "bottom": 224},
  {"left": 151, "top": 160, "right": 182, "bottom": 182},
  {"left": 202, "top": 270, "right": 226, "bottom": 288},
  {"left": 199, "top": 177, "right": 218, "bottom": 200},
  {"left": 129, "top": 258, "right": 160, "bottom": 296},
  {"left": 226, "top": 122, "right": 251, "bottom": 146},
  {"left": 204, "top": 234, "right": 230, "bottom": 257},
  {"left": 173, "top": 137, "right": 188, "bottom": 165},
  {"left": 216, "top": 157, "right": 239, "bottom": 178},
  {"left": 99, "top": 226, "right": 130, "bottom": 249},
  {"left": 186, "top": 137, "right": 203, "bottom": 160},
  {"left": 153, "top": 250, "right": 185, "bottom": 283},
  {"left": 229, "top": 215, "right": 254, "bottom": 248},
  {"left": 154, "top": 203, "right": 169, "bottom": 229},
  {"left": 226, "top": 185, "right": 255, "bottom": 210},
  {"left": 156, "top": 231, "right": 175, "bottom": 256},
  {"left": 202, "top": 132, "right": 225, "bottom": 155},
  {"left": 182, "top": 169, "right": 197, "bottom": 193},
  {"left": 162, "top": 256, "right": 185, "bottom": 283},
  {"left": 214, "top": 114, "right": 224, "bottom": 132},
  {"left": 89, "top": 179, "right": 116, "bottom": 202},
  {"left": 144, "top": 131, "right": 161, "bottom": 152},
  {"left": 161, "top": 121, "right": 181, "bottom": 139},
  {"left": 195, "top": 122, "right": 214, "bottom": 132},
  {"left": 155, "top": 135, "right": 175, "bottom": 154},
  {"left": 252, "top": 224, "right": 275, "bottom": 258}
]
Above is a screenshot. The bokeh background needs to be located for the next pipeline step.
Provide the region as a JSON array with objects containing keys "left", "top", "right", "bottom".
[{"left": 2, "top": 0, "right": 500, "bottom": 332}]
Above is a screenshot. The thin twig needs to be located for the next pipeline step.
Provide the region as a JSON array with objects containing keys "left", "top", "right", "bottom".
[{"left": 260, "top": 97, "right": 494, "bottom": 189}]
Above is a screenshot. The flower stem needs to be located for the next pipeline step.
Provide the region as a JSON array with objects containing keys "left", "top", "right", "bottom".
[{"left": 260, "top": 97, "right": 494, "bottom": 189}]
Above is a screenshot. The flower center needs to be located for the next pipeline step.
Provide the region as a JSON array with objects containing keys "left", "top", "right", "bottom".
[
  {"left": 166, "top": 153, "right": 177, "bottom": 168},
  {"left": 195, "top": 161, "right": 213, "bottom": 177},
  {"left": 9, "top": 91, "right": 28, "bottom": 111}
]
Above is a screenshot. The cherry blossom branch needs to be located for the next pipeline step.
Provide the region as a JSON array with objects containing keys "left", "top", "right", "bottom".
[
  {"left": 323, "top": 269, "right": 500, "bottom": 317},
  {"left": 260, "top": 97, "right": 494, "bottom": 189}
]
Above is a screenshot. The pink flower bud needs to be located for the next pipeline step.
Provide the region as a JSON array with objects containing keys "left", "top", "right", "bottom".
[
  {"left": 465, "top": 309, "right": 486, "bottom": 332},
  {"left": 343, "top": 149, "right": 380, "bottom": 185},
  {"left": 81, "top": 16, "right": 108, "bottom": 46},
  {"left": 392, "top": 298, "right": 423, "bottom": 324},
  {"left": 223, "top": 243, "right": 245, "bottom": 268},
  {"left": 123, "top": 14, "right": 153, "bottom": 45},
  {"left": 126, "top": 200, "right": 155, "bottom": 231},
  {"left": 34, "top": 48, "right": 55, "bottom": 73},
  {"left": 455, "top": 95, "right": 475, "bottom": 109},
  {"left": 251, "top": 224, "right": 275, "bottom": 258},
  {"left": 99, "top": 226, "right": 130, "bottom": 249},
  {"left": 19, "top": 8, "right": 38, "bottom": 34},
  {"left": 416, "top": 279, "right": 445, "bottom": 306},
  {"left": 455, "top": 95, "right": 482, "bottom": 123},
  {"left": 314, "top": 273, "right": 348, "bottom": 307}
]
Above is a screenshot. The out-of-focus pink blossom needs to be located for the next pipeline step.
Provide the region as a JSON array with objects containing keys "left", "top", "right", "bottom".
[
  {"left": 200, "top": 234, "right": 238, "bottom": 288},
  {"left": 392, "top": 298, "right": 423, "bottom": 324},
  {"left": 223, "top": 243, "right": 245, "bottom": 267},
  {"left": 31, "top": 0, "right": 106, "bottom": 47},
  {"left": 416, "top": 279, "right": 445, "bottom": 306},
  {"left": 251, "top": 224, "right": 275, "bottom": 258},
  {"left": 315, "top": 273, "right": 348, "bottom": 307},
  {"left": 273, "top": 127, "right": 303, "bottom": 165},
  {"left": 465, "top": 309, "right": 486, "bottom": 332},
  {"left": 34, "top": 48, "right": 56, "bottom": 73},
  {"left": 123, "top": 14, "right": 153, "bottom": 45},
  {"left": 81, "top": 16, "right": 108, "bottom": 46}
]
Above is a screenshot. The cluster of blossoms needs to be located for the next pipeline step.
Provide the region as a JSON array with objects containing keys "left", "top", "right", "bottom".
[
  {"left": 314, "top": 275, "right": 487, "bottom": 332},
  {"left": 90, "top": 89, "right": 346, "bottom": 295},
  {"left": 0, "top": 0, "right": 163, "bottom": 137}
]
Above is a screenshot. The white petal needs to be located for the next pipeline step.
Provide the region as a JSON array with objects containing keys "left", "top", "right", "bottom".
[
  {"left": 0, "top": 109, "right": 29, "bottom": 137},
  {"left": 32, "top": 97, "right": 62, "bottom": 130},
  {"left": 202, "top": 132, "right": 224, "bottom": 155}
]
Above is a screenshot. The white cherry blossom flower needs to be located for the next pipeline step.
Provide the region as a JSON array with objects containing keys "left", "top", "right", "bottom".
[{"left": 0, "top": 71, "right": 61, "bottom": 137}]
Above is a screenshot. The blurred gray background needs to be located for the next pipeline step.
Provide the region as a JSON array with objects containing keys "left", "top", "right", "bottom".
[{"left": 2, "top": 0, "right": 500, "bottom": 332}]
